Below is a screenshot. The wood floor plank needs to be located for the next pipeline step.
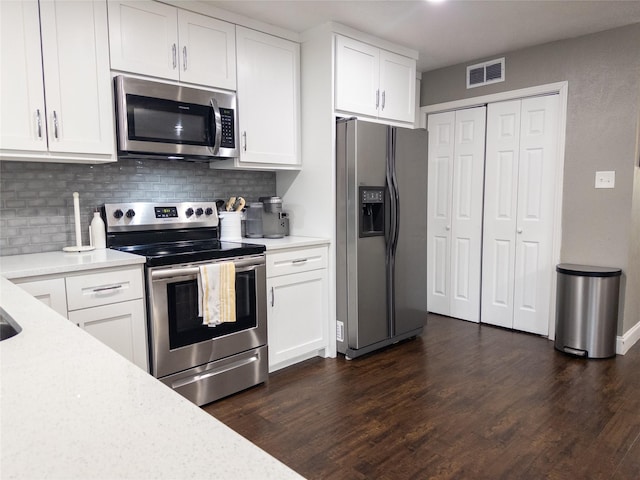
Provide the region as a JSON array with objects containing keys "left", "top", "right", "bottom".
[{"left": 203, "top": 314, "right": 640, "bottom": 479}]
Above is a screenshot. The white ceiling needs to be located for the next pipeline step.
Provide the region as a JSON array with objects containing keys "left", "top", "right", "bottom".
[{"left": 204, "top": 0, "right": 640, "bottom": 71}]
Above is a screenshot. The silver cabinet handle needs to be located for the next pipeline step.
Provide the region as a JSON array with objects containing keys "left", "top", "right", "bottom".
[
  {"left": 375, "top": 89, "right": 380, "bottom": 109},
  {"left": 172, "top": 43, "right": 177, "bottom": 69},
  {"left": 382, "top": 91, "right": 386, "bottom": 110},
  {"left": 183, "top": 46, "right": 187, "bottom": 71},
  {"left": 53, "top": 111, "right": 59, "bottom": 139},
  {"left": 292, "top": 258, "right": 308, "bottom": 265},
  {"left": 36, "top": 109, "right": 42, "bottom": 138},
  {"left": 445, "top": 225, "right": 451, "bottom": 231},
  {"left": 92, "top": 284, "right": 123, "bottom": 293},
  {"left": 517, "top": 228, "right": 523, "bottom": 234},
  {"left": 271, "top": 286, "right": 274, "bottom": 307},
  {"left": 242, "top": 131, "right": 247, "bottom": 151}
]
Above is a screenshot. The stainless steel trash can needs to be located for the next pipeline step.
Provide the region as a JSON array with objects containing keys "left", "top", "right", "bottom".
[{"left": 554, "top": 264, "right": 621, "bottom": 358}]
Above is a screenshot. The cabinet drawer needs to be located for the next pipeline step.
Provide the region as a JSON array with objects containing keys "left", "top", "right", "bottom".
[
  {"left": 267, "top": 246, "right": 327, "bottom": 278},
  {"left": 65, "top": 267, "right": 143, "bottom": 311}
]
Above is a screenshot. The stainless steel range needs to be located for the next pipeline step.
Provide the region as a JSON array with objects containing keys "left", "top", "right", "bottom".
[{"left": 103, "top": 202, "right": 267, "bottom": 406}]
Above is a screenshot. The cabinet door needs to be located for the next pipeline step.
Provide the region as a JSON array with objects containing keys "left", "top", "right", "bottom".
[
  {"left": 15, "top": 278, "right": 68, "bottom": 318},
  {"left": 334, "top": 35, "right": 379, "bottom": 118},
  {"left": 177, "top": 11, "right": 236, "bottom": 89},
  {"left": 379, "top": 50, "right": 416, "bottom": 123},
  {"left": 39, "top": 0, "right": 114, "bottom": 155},
  {"left": 0, "top": 0, "right": 47, "bottom": 152},
  {"left": 107, "top": 0, "right": 179, "bottom": 80},
  {"left": 68, "top": 300, "right": 148, "bottom": 371},
  {"left": 267, "top": 269, "right": 328, "bottom": 370},
  {"left": 236, "top": 27, "right": 300, "bottom": 166}
]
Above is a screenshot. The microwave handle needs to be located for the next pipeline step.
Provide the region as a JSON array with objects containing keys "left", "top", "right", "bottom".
[{"left": 209, "top": 98, "right": 222, "bottom": 156}]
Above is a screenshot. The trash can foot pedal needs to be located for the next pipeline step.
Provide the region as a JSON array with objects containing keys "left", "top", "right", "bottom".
[{"left": 561, "top": 346, "right": 588, "bottom": 357}]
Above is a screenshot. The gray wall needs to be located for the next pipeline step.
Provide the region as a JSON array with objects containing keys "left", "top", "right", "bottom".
[
  {"left": 421, "top": 23, "right": 640, "bottom": 336},
  {"left": 0, "top": 159, "right": 276, "bottom": 256}
]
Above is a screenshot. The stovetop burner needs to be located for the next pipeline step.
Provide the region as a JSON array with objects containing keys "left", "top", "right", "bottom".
[{"left": 103, "top": 201, "right": 265, "bottom": 266}]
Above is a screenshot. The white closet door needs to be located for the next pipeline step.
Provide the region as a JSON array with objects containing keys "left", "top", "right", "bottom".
[
  {"left": 427, "top": 111, "right": 455, "bottom": 315},
  {"left": 427, "top": 107, "right": 485, "bottom": 321},
  {"left": 482, "top": 100, "right": 521, "bottom": 328},
  {"left": 482, "top": 95, "right": 559, "bottom": 334},
  {"left": 512, "top": 95, "right": 559, "bottom": 335},
  {"left": 449, "top": 107, "right": 486, "bottom": 322}
]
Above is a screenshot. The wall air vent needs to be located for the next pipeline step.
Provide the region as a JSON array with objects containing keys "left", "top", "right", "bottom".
[{"left": 466, "top": 57, "right": 505, "bottom": 89}]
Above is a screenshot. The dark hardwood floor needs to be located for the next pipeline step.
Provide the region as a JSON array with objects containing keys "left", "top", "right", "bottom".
[{"left": 203, "top": 315, "right": 640, "bottom": 479}]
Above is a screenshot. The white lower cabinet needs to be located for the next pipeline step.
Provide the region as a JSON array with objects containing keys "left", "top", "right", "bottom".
[
  {"left": 14, "top": 266, "right": 148, "bottom": 371},
  {"left": 15, "top": 277, "right": 68, "bottom": 317},
  {"left": 68, "top": 300, "right": 147, "bottom": 370},
  {"left": 266, "top": 246, "right": 328, "bottom": 372}
]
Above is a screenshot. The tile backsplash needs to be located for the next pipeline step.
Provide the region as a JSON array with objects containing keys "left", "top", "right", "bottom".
[{"left": 0, "top": 159, "right": 276, "bottom": 256}]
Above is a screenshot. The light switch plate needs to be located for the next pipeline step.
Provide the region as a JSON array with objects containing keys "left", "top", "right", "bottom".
[{"left": 595, "top": 171, "right": 615, "bottom": 189}]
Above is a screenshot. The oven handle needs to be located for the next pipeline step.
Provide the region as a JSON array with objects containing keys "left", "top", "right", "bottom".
[{"left": 151, "top": 258, "right": 264, "bottom": 280}]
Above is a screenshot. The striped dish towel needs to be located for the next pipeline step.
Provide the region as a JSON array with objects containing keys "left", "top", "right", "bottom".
[{"left": 198, "top": 262, "right": 236, "bottom": 327}]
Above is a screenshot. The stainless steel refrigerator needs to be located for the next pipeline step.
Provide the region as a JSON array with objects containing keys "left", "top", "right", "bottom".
[{"left": 336, "top": 118, "right": 428, "bottom": 359}]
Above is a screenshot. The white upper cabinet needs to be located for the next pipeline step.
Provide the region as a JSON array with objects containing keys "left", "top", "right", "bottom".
[
  {"left": 108, "top": 1, "right": 236, "bottom": 90},
  {"left": 1, "top": 0, "right": 115, "bottom": 162},
  {"left": 0, "top": 1, "right": 46, "bottom": 153},
  {"left": 234, "top": 26, "right": 300, "bottom": 168},
  {"left": 335, "top": 35, "right": 416, "bottom": 124}
]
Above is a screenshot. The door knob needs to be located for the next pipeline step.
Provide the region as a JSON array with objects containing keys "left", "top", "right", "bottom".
[
  {"left": 517, "top": 228, "right": 523, "bottom": 234},
  {"left": 446, "top": 225, "right": 451, "bottom": 231}
]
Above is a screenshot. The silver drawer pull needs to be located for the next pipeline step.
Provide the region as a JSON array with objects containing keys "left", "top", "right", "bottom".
[
  {"left": 92, "top": 285, "right": 123, "bottom": 293},
  {"left": 292, "top": 258, "right": 308, "bottom": 265}
]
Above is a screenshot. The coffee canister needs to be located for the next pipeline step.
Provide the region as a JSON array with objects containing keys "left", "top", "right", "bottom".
[{"left": 245, "top": 203, "right": 264, "bottom": 238}]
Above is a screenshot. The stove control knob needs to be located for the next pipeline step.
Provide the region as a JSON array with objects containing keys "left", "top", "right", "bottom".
[
  {"left": 185, "top": 207, "right": 194, "bottom": 217},
  {"left": 195, "top": 208, "right": 204, "bottom": 216},
  {"left": 113, "top": 209, "right": 124, "bottom": 219},
  {"left": 125, "top": 209, "right": 136, "bottom": 218},
  {"left": 205, "top": 207, "right": 213, "bottom": 215}
]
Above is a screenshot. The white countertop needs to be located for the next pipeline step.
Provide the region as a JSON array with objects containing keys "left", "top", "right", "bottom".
[
  {"left": 0, "top": 276, "right": 304, "bottom": 479},
  {"left": 0, "top": 248, "right": 146, "bottom": 280},
  {"left": 243, "top": 235, "right": 329, "bottom": 251}
]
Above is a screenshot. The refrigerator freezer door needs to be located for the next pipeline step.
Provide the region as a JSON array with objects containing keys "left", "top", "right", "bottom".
[
  {"left": 336, "top": 119, "right": 389, "bottom": 353},
  {"left": 393, "top": 126, "right": 429, "bottom": 335}
]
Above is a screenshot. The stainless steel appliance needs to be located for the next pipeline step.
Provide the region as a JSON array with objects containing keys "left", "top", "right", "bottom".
[
  {"left": 336, "top": 118, "right": 428, "bottom": 359},
  {"left": 114, "top": 76, "right": 238, "bottom": 160},
  {"left": 259, "top": 196, "right": 288, "bottom": 238},
  {"left": 104, "top": 202, "right": 267, "bottom": 406}
]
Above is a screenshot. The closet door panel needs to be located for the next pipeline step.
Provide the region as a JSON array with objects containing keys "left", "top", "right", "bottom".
[
  {"left": 427, "top": 112, "right": 455, "bottom": 315},
  {"left": 512, "top": 95, "right": 559, "bottom": 335},
  {"left": 482, "top": 100, "right": 521, "bottom": 328},
  {"left": 449, "top": 107, "right": 486, "bottom": 322}
]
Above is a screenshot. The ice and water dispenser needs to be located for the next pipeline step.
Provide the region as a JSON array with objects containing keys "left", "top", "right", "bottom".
[{"left": 359, "top": 187, "right": 385, "bottom": 237}]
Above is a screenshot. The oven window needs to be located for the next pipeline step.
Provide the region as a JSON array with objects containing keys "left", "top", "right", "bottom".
[{"left": 167, "top": 270, "right": 256, "bottom": 349}]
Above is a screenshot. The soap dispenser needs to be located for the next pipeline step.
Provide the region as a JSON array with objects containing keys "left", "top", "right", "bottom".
[{"left": 89, "top": 209, "right": 106, "bottom": 249}]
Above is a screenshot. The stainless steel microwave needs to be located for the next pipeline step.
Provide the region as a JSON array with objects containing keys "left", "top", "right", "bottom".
[{"left": 114, "top": 76, "right": 238, "bottom": 160}]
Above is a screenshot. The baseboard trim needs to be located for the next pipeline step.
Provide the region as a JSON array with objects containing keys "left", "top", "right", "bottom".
[{"left": 616, "top": 320, "right": 640, "bottom": 355}]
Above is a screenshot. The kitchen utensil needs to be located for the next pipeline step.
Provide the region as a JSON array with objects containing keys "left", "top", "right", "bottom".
[
  {"left": 215, "top": 199, "right": 226, "bottom": 212},
  {"left": 234, "top": 197, "right": 246, "bottom": 211},
  {"left": 226, "top": 197, "right": 236, "bottom": 211}
]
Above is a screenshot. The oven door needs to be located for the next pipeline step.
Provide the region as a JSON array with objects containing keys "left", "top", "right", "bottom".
[{"left": 147, "top": 255, "right": 267, "bottom": 379}]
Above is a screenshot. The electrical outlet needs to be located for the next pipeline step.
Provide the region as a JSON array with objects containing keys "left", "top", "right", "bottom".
[{"left": 595, "top": 171, "right": 615, "bottom": 189}]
